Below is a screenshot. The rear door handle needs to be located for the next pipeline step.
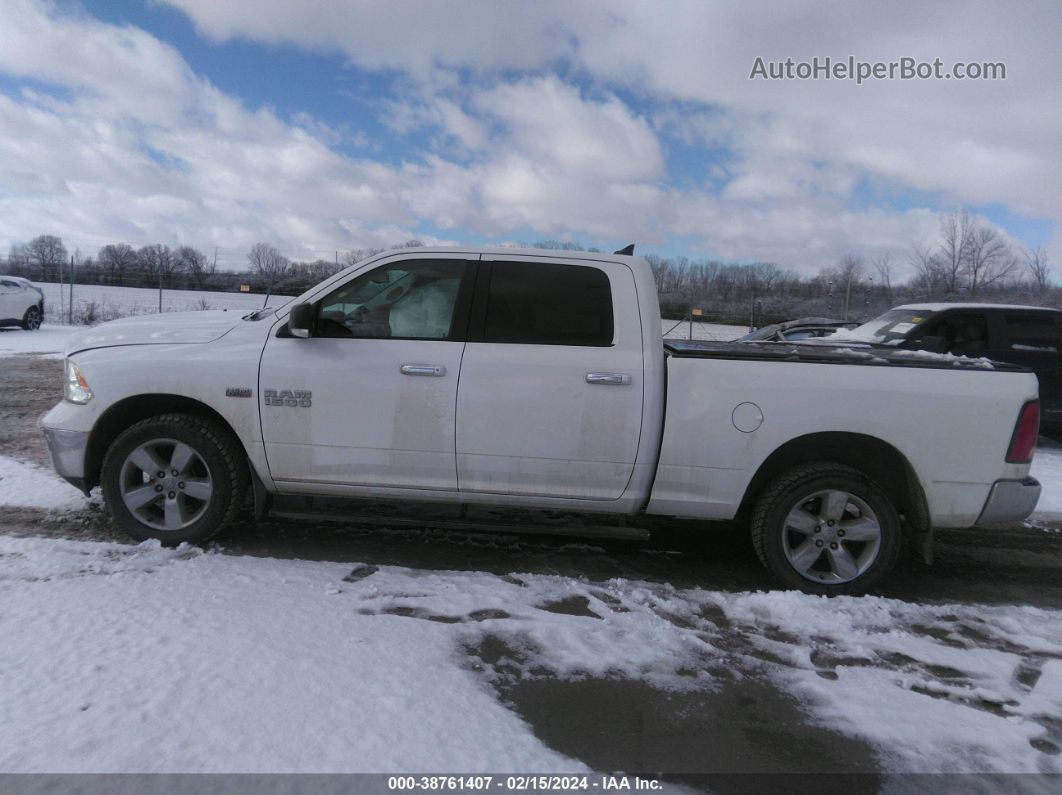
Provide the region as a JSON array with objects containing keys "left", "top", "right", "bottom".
[
  {"left": 586, "top": 372, "right": 631, "bottom": 386},
  {"left": 401, "top": 364, "right": 446, "bottom": 377}
]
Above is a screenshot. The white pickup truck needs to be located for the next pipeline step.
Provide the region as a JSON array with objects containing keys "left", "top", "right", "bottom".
[{"left": 41, "top": 247, "right": 1042, "bottom": 594}]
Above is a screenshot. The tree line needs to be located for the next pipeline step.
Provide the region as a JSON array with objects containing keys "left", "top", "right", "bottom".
[
  {"left": 650, "top": 209, "right": 1054, "bottom": 324},
  {"left": 2, "top": 209, "right": 1055, "bottom": 326},
  {"left": 3, "top": 236, "right": 429, "bottom": 296}
]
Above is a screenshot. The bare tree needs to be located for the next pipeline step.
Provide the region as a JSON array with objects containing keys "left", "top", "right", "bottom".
[
  {"left": 19, "top": 235, "right": 68, "bottom": 281},
  {"left": 646, "top": 254, "right": 674, "bottom": 293},
  {"left": 176, "top": 246, "right": 214, "bottom": 289},
  {"left": 873, "top": 252, "right": 895, "bottom": 304},
  {"left": 751, "top": 262, "right": 783, "bottom": 292},
  {"left": 936, "top": 208, "right": 972, "bottom": 293},
  {"left": 1023, "top": 246, "right": 1052, "bottom": 292},
  {"left": 296, "top": 258, "right": 342, "bottom": 285},
  {"left": 343, "top": 239, "right": 429, "bottom": 268},
  {"left": 527, "top": 240, "right": 586, "bottom": 251},
  {"left": 97, "top": 243, "right": 138, "bottom": 285},
  {"left": 248, "top": 243, "right": 291, "bottom": 305},
  {"left": 137, "top": 244, "right": 180, "bottom": 284},
  {"left": 909, "top": 243, "right": 940, "bottom": 293},
  {"left": 964, "top": 222, "right": 1015, "bottom": 292},
  {"left": 827, "top": 255, "right": 866, "bottom": 319}
]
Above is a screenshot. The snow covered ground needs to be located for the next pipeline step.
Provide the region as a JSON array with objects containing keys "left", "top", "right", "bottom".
[
  {"left": 0, "top": 325, "right": 75, "bottom": 358},
  {"left": 0, "top": 455, "right": 88, "bottom": 511},
  {"left": 1031, "top": 440, "right": 1062, "bottom": 516},
  {"left": 1, "top": 531, "right": 1060, "bottom": 774}
]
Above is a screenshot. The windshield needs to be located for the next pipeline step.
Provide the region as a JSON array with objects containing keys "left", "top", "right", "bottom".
[{"left": 830, "top": 309, "right": 936, "bottom": 344}]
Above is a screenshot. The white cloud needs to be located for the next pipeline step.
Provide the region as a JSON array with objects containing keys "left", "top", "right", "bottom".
[
  {"left": 162, "top": 0, "right": 1062, "bottom": 219},
  {"left": 0, "top": 0, "right": 1057, "bottom": 276}
]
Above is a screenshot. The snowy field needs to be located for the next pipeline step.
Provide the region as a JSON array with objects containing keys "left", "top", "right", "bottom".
[{"left": 34, "top": 281, "right": 273, "bottom": 323}]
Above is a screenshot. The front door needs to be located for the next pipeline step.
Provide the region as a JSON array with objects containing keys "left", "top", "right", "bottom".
[
  {"left": 260, "top": 256, "right": 474, "bottom": 491},
  {"left": 455, "top": 256, "right": 645, "bottom": 500},
  {"left": 0, "top": 279, "right": 22, "bottom": 321}
]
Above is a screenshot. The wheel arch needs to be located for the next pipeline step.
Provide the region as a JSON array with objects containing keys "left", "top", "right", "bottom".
[
  {"left": 740, "top": 432, "right": 930, "bottom": 538},
  {"left": 84, "top": 394, "right": 250, "bottom": 492}
]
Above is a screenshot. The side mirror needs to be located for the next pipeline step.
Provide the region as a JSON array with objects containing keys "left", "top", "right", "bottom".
[{"left": 287, "top": 303, "right": 315, "bottom": 338}]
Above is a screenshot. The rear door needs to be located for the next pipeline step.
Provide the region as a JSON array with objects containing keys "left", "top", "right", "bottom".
[
  {"left": 995, "top": 311, "right": 1062, "bottom": 419},
  {"left": 455, "top": 256, "right": 644, "bottom": 500}
]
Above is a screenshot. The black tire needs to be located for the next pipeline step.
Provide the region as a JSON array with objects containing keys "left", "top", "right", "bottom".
[
  {"left": 101, "top": 413, "right": 248, "bottom": 545},
  {"left": 21, "top": 305, "right": 42, "bottom": 330},
  {"left": 750, "top": 462, "right": 902, "bottom": 596}
]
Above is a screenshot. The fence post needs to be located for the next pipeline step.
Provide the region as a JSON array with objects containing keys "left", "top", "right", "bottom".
[{"left": 68, "top": 254, "right": 75, "bottom": 324}]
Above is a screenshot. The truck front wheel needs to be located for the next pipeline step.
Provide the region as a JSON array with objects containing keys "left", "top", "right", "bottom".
[
  {"left": 750, "top": 463, "right": 902, "bottom": 595},
  {"left": 101, "top": 413, "right": 248, "bottom": 545}
]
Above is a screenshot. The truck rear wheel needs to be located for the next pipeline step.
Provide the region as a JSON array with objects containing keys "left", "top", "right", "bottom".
[
  {"left": 101, "top": 413, "right": 248, "bottom": 545},
  {"left": 750, "top": 463, "right": 902, "bottom": 595}
]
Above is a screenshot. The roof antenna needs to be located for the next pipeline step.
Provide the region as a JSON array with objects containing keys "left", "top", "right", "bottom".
[{"left": 614, "top": 244, "right": 635, "bottom": 255}]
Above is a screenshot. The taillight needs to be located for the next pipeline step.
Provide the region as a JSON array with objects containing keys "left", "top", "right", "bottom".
[{"left": 1006, "top": 400, "right": 1040, "bottom": 463}]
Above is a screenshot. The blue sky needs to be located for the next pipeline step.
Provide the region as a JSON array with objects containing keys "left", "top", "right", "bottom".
[{"left": 0, "top": 0, "right": 1058, "bottom": 275}]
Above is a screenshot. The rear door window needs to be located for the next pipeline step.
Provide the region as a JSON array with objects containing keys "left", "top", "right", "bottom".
[
  {"left": 481, "top": 261, "right": 614, "bottom": 346},
  {"left": 1004, "top": 313, "right": 1061, "bottom": 353}
]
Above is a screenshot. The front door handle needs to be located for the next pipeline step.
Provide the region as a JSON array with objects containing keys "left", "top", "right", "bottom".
[
  {"left": 401, "top": 364, "right": 446, "bottom": 377},
  {"left": 586, "top": 372, "right": 631, "bottom": 386}
]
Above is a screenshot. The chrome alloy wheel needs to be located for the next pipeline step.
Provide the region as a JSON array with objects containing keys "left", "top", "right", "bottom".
[
  {"left": 24, "top": 306, "right": 41, "bottom": 329},
  {"left": 119, "top": 438, "right": 213, "bottom": 531},
  {"left": 781, "top": 489, "right": 882, "bottom": 584}
]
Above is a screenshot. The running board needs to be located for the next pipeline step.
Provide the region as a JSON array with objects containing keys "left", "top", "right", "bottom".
[{"left": 268, "top": 509, "right": 651, "bottom": 541}]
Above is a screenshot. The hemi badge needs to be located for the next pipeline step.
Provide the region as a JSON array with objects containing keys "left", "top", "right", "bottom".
[{"left": 225, "top": 387, "right": 253, "bottom": 398}]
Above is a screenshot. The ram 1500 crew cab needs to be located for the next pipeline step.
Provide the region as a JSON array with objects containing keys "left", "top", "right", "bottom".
[{"left": 41, "top": 247, "right": 1043, "bottom": 594}]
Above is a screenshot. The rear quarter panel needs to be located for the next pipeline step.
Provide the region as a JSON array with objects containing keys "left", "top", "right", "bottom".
[{"left": 649, "top": 357, "right": 1038, "bottom": 527}]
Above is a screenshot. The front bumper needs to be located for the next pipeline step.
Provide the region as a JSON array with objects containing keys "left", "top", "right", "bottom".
[
  {"left": 40, "top": 423, "right": 90, "bottom": 495},
  {"left": 975, "top": 477, "right": 1041, "bottom": 526}
]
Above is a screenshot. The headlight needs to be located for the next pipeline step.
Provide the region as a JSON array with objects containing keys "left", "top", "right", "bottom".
[{"left": 64, "top": 359, "right": 93, "bottom": 404}]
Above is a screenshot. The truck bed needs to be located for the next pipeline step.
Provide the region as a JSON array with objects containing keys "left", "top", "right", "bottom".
[{"left": 663, "top": 339, "right": 1028, "bottom": 372}]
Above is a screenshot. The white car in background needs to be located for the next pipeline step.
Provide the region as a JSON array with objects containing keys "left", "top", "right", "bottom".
[{"left": 0, "top": 275, "right": 44, "bottom": 330}]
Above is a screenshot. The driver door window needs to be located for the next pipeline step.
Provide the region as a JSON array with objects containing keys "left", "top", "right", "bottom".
[{"left": 317, "top": 259, "right": 467, "bottom": 340}]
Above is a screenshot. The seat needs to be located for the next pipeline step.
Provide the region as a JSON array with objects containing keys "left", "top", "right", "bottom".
[{"left": 951, "top": 321, "right": 987, "bottom": 354}]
